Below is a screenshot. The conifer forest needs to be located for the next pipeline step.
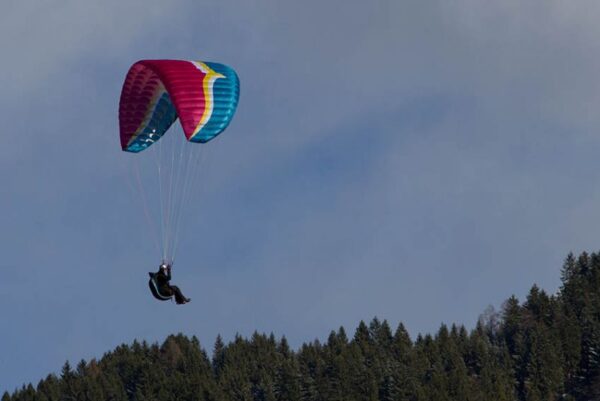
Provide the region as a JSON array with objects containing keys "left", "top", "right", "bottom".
[{"left": 4, "top": 251, "right": 600, "bottom": 401}]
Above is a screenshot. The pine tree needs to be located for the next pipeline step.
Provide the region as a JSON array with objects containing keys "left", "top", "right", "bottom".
[
  {"left": 274, "top": 336, "right": 301, "bottom": 401},
  {"left": 522, "top": 324, "right": 563, "bottom": 400},
  {"left": 390, "top": 323, "right": 422, "bottom": 400},
  {"left": 298, "top": 341, "right": 323, "bottom": 401},
  {"left": 320, "top": 330, "right": 347, "bottom": 401},
  {"left": 350, "top": 321, "right": 378, "bottom": 401},
  {"left": 213, "top": 334, "right": 226, "bottom": 379}
]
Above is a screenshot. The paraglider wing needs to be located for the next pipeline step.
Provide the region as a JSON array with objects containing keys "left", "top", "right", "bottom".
[
  {"left": 119, "top": 59, "right": 240, "bottom": 263},
  {"left": 119, "top": 59, "right": 240, "bottom": 153}
]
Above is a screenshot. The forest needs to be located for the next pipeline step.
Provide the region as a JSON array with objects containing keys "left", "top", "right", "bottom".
[{"left": 3, "top": 251, "right": 600, "bottom": 401}]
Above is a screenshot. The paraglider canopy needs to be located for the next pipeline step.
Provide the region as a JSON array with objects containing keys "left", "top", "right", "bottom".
[
  {"left": 119, "top": 59, "right": 240, "bottom": 153},
  {"left": 119, "top": 59, "right": 240, "bottom": 263}
]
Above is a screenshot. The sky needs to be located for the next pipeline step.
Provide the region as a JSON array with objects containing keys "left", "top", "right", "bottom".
[{"left": 2, "top": 0, "right": 600, "bottom": 392}]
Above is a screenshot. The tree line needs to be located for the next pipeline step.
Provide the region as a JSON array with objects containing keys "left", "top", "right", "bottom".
[{"left": 4, "top": 250, "right": 600, "bottom": 400}]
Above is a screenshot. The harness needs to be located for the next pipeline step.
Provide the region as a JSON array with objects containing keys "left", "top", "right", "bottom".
[{"left": 148, "top": 273, "right": 172, "bottom": 301}]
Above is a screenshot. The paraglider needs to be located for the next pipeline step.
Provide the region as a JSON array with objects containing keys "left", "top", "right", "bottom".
[
  {"left": 119, "top": 59, "right": 240, "bottom": 303},
  {"left": 148, "top": 263, "right": 190, "bottom": 304}
]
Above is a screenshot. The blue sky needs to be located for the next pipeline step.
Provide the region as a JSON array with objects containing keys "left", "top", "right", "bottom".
[{"left": 3, "top": 0, "right": 600, "bottom": 392}]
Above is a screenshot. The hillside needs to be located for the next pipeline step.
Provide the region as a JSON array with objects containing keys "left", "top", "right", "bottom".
[{"left": 4, "top": 251, "right": 600, "bottom": 401}]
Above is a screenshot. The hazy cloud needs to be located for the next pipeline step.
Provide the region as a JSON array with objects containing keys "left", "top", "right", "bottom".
[{"left": 2, "top": 0, "right": 600, "bottom": 392}]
